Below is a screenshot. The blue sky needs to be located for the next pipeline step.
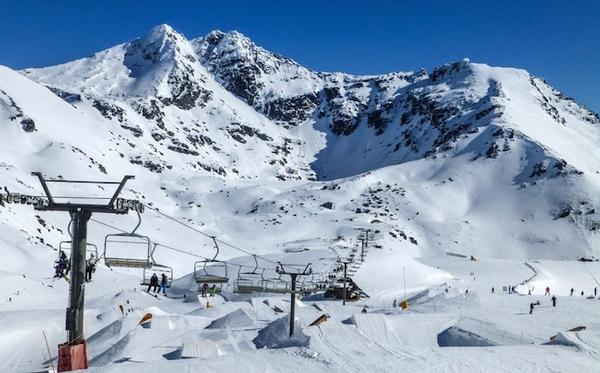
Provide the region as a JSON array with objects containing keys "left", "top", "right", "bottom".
[{"left": 0, "top": 0, "right": 598, "bottom": 112}]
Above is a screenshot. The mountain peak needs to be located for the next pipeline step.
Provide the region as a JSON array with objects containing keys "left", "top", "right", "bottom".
[
  {"left": 146, "top": 23, "right": 178, "bottom": 40},
  {"left": 129, "top": 24, "right": 191, "bottom": 65},
  {"left": 194, "top": 29, "right": 260, "bottom": 61}
]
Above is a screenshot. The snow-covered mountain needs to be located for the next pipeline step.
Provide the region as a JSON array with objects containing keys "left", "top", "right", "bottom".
[
  {"left": 4, "top": 23, "right": 600, "bottom": 373},
  {"left": 2, "top": 23, "right": 600, "bottom": 280}
]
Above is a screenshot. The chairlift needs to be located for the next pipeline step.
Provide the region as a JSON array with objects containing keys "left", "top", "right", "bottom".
[
  {"left": 57, "top": 241, "right": 99, "bottom": 260},
  {"left": 57, "top": 217, "right": 99, "bottom": 260},
  {"left": 103, "top": 210, "right": 153, "bottom": 268},
  {"left": 299, "top": 274, "right": 319, "bottom": 293},
  {"left": 234, "top": 255, "right": 266, "bottom": 293},
  {"left": 263, "top": 272, "right": 291, "bottom": 294},
  {"left": 194, "top": 237, "right": 229, "bottom": 286},
  {"left": 141, "top": 263, "right": 174, "bottom": 288}
]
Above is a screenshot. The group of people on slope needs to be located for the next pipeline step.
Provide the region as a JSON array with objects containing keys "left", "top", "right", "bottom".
[
  {"left": 568, "top": 286, "right": 598, "bottom": 297},
  {"left": 529, "top": 285, "right": 598, "bottom": 314}
]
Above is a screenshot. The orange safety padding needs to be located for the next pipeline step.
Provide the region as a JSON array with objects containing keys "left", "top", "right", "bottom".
[
  {"left": 57, "top": 341, "right": 89, "bottom": 372},
  {"left": 138, "top": 312, "right": 153, "bottom": 326}
]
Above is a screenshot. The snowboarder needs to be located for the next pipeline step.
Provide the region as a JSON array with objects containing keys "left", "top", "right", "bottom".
[
  {"left": 209, "top": 284, "right": 217, "bottom": 297},
  {"left": 147, "top": 273, "right": 158, "bottom": 293},
  {"left": 529, "top": 302, "right": 534, "bottom": 314},
  {"left": 545, "top": 286, "right": 550, "bottom": 296},
  {"left": 570, "top": 288, "right": 574, "bottom": 296},
  {"left": 85, "top": 253, "right": 97, "bottom": 282},
  {"left": 158, "top": 273, "right": 168, "bottom": 295},
  {"left": 551, "top": 295, "right": 557, "bottom": 307}
]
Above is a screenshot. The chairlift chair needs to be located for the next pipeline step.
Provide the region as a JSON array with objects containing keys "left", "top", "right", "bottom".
[
  {"left": 234, "top": 255, "right": 266, "bottom": 293},
  {"left": 103, "top": 211, "right": 153, "bottom": 268},
  {"left": 57, "top": 241, "right": 99, "bottom": 260},
  {"left": 57, "top": 217, "right": 100, "bottom": 260},
  {"left": 299, "top": 274, "right": 318, "bottom": 293},
  {"left": 141, "top": 264, "right": 174, "bottom": 288},
  {"left": 194, "top": 237, "right": 229, "bottom": 287},
  {"left": 263, "top": 272, "right": 291, "bottom": 294}
]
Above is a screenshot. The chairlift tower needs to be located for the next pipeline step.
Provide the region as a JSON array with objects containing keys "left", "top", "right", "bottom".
[
  {"left": 29, "top": 172, "right": 142, "bottom": 372},
  {"left": 337, "top": 257, "right": 354, "bottom": 306},
  {"left": 276, "top": 261, "right": 312, "bottom": 337}
]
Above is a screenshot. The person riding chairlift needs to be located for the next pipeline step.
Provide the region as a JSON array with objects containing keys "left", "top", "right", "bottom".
[
  {"left": 85, "top": 253, "right": 98, "bottom": 282},
  {"left": 54, "top": 251, "right": 69, "bottom": 278},
  {"left": 147, "top": 273, "right": 159, "bottom": 293},
  {"left": 158, "top": 273, "right": 168, "bottom": 295}
]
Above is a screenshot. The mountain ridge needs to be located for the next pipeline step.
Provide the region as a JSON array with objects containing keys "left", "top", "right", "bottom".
[{"left": 1, "top": 24, "right": 600, "bottom": 273}]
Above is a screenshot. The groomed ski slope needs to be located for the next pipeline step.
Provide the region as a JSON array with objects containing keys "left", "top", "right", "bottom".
[{"left": 2, "top": 253, "right": 600, "bottom": 372}]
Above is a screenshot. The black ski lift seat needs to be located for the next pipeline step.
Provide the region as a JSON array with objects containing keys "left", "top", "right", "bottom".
[
  {"left": 193, "top": 237, "right": 229, "bottom": 284},
  {"left": 141, "top": 265, "right": 174, "bottom": 287},
  {"left": 103, "top": 233, "right": 153, "bottom": 269},
  {"left": 58, "top": 241, "right": 99, "bottom": 259}
]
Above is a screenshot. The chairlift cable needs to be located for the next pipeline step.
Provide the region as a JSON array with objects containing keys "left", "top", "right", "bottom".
[
  {"left": 140, "top": 203, "right": 279, "bottom": 265},
  {"left": 90, "top": 218, "right": 275, "bottom": 272}
]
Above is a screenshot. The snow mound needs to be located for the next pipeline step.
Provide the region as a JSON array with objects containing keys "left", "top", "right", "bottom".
[
  {"left": 181, "top": 340, "right": 222, "bottom": 358},
  {"left": 437, "top": 326, "right": 498, "bottom": 347},
  {"left": 206, "top": 309, "right": 256, "bottom": 329},
  {"left": 253, "top": 315, "right": 310, "bottom": 349},
  {"left": 545, "top": 332, "right": 581, "bottom": 348}
]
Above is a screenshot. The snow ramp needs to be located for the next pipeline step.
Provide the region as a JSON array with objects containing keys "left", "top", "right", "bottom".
[{"left": 344, "top": 313, "right": 454, "bottom": 348}]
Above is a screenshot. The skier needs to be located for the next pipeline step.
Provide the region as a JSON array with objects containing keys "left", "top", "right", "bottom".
[
  {"left": 529, "top": 302, "right": 534, "bottom": 315},
  {"left": 147, "top": 273, "right": 158, "bottom": 293},
  {"left": 55, "top": 251, "right": 68, "bottom": 278},
  {"left": 158, "top": 273, "right": 168, "bottom": 295},
  {"left": 570, "top": 288, "right": 574, "bottom": 296},
  {"left": 54, "top": 260, "right": 63, "bottom": 278},
  {"left": 551, "top": 295, "right": 557, "bottom": 307},
  {"left": 491, "top": 287, "right": 495, "bottom": 294},
  {"left": 545, "top": 286, "right": 550, "bottom": 296},
  {"left": 393, "top": 299, "right": 397, "bottom": 308},
  {"left": 595, "top": 287, "right": 598, "bottom": 297},
  {"left": 209, "top": 284, "right": 217, "bottom": 297},
  {"left": 85, "top": 253, "right": 98, "bottom": 282},
  {"left": 581, "top": 290, "right": 585, "bottom": 296}
]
